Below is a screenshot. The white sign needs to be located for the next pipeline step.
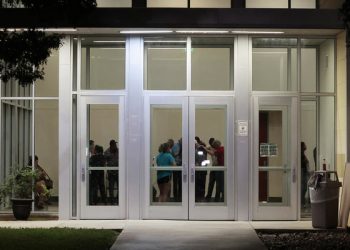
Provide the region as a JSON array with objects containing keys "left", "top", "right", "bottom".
[{"left": 237, "top": 120, "right": 248, "bottom": 136}]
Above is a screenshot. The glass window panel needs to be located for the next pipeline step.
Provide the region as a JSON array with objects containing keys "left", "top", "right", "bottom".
[
  {"left": 252, "top": 38, "right": 297, "bottom": 91},
  {"left": 291, "top": 0, "right": 315, "bottom": 8},
  {"left": 1, "top": 100, "right": 32, "bottom": 211},
  {"left": 191, "top": 38, "right": 233, "bottom": 91},
  {"left": 88, "top": 104, "right": 119, "bottom": 206},
  {"left": 259, "top": 110, "right": 290, "bottom": 206},
  {"left": 195, "top": 105, "right": 226, "bottom": 204},
  {"left": 301, "top": 48, "right": 317, "bottom": 92},
  {"left": 97, "top": 0, "right": 132, "bottom": 7},
  {"left": 151, "top": 105, "right": 182, "bottom": 204},
  {"left": 319, "top": 0, "right": 344, "bottom": 9},
  {"left": 1, "top": 80, "right": 32, "bottom": 97},
  {"left": 81, "top": 37, "right": 125, "bottom": 90},
  {"left": 35, "top": 50, "right": 59, "bottom": 97},
  {"left": 145, "top": 38, "right": 187, "bottom": 90},
  {"left": 147, "top": 0, "right": 187, "bottom": 8},
  {"left": 301, "top": 39, "right": 335, "bottom": 93},
  {"left": 191, "top": 0, "right": 231, "bottom": 8},
  {"left": 300, "top": 100, "right": 316, "bottom": 216},
  {"left": 246, "top": 0, "right": 288, "bottom": 8},
  {"left": 319, "top": 96, "right": 334, "bottom": 170},
  {"left": 34, "top": 100, "right": 58, "bottom": 212}
]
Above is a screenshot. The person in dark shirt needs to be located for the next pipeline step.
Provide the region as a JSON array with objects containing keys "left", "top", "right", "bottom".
[{"left": 89, "top": 145, "right": 107, "bottom": 205}]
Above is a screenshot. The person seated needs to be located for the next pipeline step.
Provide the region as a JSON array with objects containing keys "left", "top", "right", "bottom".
[{"left": 28, "top": 155, "right": 52, "bottom": 209}]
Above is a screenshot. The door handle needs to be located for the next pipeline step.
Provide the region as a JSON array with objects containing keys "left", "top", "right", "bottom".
[
  {"left": 183, "top": 164, "right": 187, "bottom": 182},
  {"left": 191, "top": 167, "right": 195, "bottom": 183},
  {"left": 82, "top": 166, "right": 85, "bottom": 182},
  {"left": 292, "top": 166, "right": 296, "bottom": 183}
]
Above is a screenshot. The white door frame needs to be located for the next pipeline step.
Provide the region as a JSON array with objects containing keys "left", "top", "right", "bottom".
[
  {"left": 143, "top": 95, "right": 234, "bottom": 220},
  {"left": 79, "top": 95, "right": 126, "bottom": 219},
  {"left": 252, "top": 96, "right": 298, "bottom": 220},
  {"left": 189, "top": 96, "right": 234, "bottom": 220}
]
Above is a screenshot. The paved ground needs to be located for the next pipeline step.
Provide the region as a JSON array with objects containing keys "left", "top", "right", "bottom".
[
  {"left": 112, "top": 220, "right": 266, "bottom": 250},
  {"left": 0, "top": 219, "right": 315, "bottom": 250}
]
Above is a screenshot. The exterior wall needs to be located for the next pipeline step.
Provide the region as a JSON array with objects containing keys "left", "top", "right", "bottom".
[{"left": 337, "top": 31, "right": 347, "bottom": 177}]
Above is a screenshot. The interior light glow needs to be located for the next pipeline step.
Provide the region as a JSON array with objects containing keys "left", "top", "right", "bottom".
[
  {"left": 231, "top": 31, "right": 284, "bottom": 34},
  {"left": 120, "top": 30, "right": 173, "bottom": 34},
  {"left": 176, "top": 30, "right": 229, "bottom": 34}
]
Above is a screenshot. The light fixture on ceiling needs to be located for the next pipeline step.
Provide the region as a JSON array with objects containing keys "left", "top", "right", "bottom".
[
  {"left": 120, "top": 30, "right": 173, "bottom": 34},
  {"left": 176, "top": 30, "right": 229, "bottom": 34},
  {"left": 93, "top": 40, "right": 125, "bottom": 43},
  {"left": 144, "top": 40, "right": 187, "bottom": 43},
  {"left": 38, "top": 28, "right": 78, "bottom": 32},
  {"left": 231, "top": 31, "right": 284, "bottom": 34}
]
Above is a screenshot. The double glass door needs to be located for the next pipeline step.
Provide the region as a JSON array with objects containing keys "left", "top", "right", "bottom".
[
  {"left": 252, "top": 96, "right": 298, "bottom": 220},
  {"left": 144, "top": 96, "right": 234, "bottom": 220},
  {"left": 79, "top": 96, "right": 125, "bottom": 219}
]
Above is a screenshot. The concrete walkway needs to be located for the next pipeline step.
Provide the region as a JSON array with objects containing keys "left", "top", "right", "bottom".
[
  {"left": 0, "top": 219, "right": 314, "bottom": 250},
  {"left": 111, "top": 220, "right": 266, "bottom": 250}
]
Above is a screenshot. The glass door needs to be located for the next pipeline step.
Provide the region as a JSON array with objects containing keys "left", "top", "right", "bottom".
[
  {"left": 189, "top": 97, "right": 234, "bottom": 220},
  {"left": 252, "top": 96, "right": 298, "bottom": 220},
  {"left": 79, "top": 96, "right": 125, "bottom": 219},
  {"left": 144, "top": 96, "right": 234, "bottom": 220}
]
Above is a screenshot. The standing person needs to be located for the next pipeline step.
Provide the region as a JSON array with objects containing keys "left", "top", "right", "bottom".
[
  {"left": 89, "top": 140, "right": 95, "bottom": 157},
  {"left": 89, "top": 145, "right": 107, "bottom": 205},
  {"left": 157, "top": 142, "right": 176, "bottom": 202},
  {"left": 205, "top": 138, "right": 216, "bottom": 202},
  {"left": 171, "top": 138, "right": 182, "bottom": 202},
  {"left": 195, "top": 136, "right": 208, "bottom": 202},
  {"left": 301, "top": 142, "right": 310, "bottom": 208},
  {"left": 205, "top": 139, "right": 224, "bottom": 202},
  {"left": 105, "top": 139, "right": 119, "bottom": 205}
]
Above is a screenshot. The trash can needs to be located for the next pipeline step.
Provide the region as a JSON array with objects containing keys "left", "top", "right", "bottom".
[{"left": 308, "top": 171, "right": 342, "bottom": 229}]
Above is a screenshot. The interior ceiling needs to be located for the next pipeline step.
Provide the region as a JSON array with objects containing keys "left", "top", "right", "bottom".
[{"left": 68, "top": 28, "right": 344, "bottom": 36}]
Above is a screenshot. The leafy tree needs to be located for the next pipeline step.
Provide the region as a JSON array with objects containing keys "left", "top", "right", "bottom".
[{"left": 0, "top": 0, "right": 97, "bottom": 86}]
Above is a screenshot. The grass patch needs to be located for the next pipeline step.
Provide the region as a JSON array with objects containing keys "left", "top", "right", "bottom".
[{"left": 0, "top": 228, "right": 120, "bottom": 250}]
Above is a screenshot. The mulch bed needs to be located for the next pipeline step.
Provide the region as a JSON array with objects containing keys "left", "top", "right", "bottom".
[{"left": 257, "top": 229, "right": 350, "bottom": 250}]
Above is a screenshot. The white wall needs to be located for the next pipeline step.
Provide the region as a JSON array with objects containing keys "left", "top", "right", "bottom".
[{"left": 336, "top": 31, "right": 347, "bottom": 177}]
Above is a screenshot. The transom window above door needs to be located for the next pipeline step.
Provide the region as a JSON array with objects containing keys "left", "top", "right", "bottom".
[
  {"left": 144, "top": 37, "right": 234, "bottom": 91},
  {"left": 80, "top": 37, "right": 126, "bottom": 90}
]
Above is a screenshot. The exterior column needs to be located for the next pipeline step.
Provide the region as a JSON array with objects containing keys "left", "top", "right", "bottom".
[
  {"left": 58, "top": 36, "right": 72, "bottom": 219},
  {"left": 235, "top": 35, "right": 250, "bottom": 220},
  {"left": 126, "top": 36, "right": 144, "bottom": 219}
]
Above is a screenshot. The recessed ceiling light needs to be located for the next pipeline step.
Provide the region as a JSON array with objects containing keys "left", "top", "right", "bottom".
[
  {"left": 176, "top": 30, "right": 229, "bottom": 34},
  {"left": 231, "top": 31, "right": 284, "bottom": 34},
  {"left": 38, "top": 28, "right": 78, "bottom": 32},
  {"left": 93, "top": 41, "right": 125, "bottom": 43},
  {"left": 120, "top": 30, "right": 173, "bottom": 34}
]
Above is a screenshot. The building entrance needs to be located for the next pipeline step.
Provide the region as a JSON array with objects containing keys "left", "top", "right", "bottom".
[{"left": 143, "top": 96, "right": 234, "bottom": 220}]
